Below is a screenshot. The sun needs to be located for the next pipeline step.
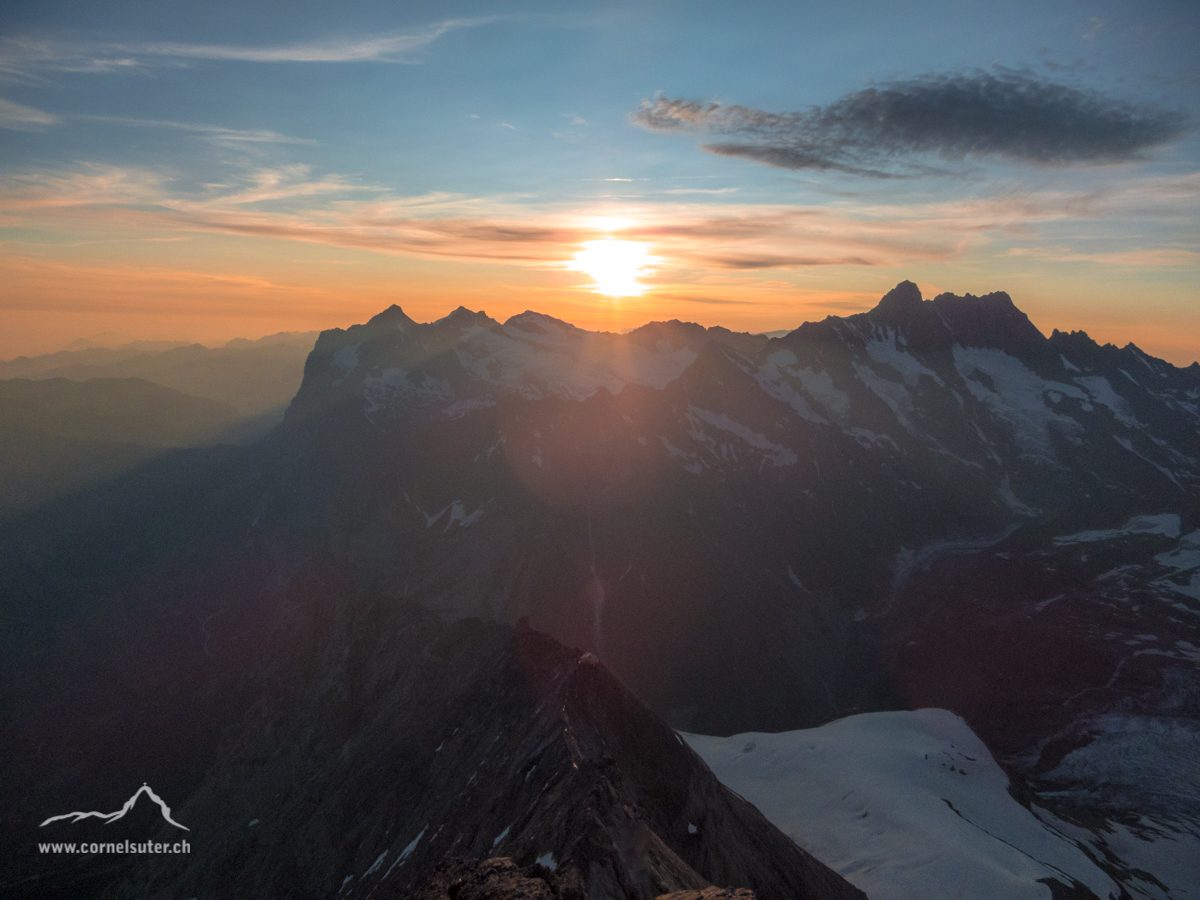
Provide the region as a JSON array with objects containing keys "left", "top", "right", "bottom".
[{"left": 569, "top": 238, "right": 658, "bottom": 297}]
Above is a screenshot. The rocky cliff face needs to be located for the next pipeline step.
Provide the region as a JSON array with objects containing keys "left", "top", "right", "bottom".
[
  {"left": 262, "top": 281, "right": 1198, "bottom": 742},
  {"left": 109, "top": 615, "right": 864, "bottom": 900}
]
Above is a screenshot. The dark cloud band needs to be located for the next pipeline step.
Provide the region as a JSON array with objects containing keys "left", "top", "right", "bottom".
[{"left": 633, "top": 72, "right": 1187, "bottom": 176}]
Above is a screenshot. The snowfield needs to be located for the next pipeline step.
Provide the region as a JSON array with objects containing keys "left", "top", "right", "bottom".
[{"left": 684, "top": 709, "right": 1197, "bottom": 900}]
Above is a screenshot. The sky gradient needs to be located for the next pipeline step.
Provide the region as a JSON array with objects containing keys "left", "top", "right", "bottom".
[{"left": 2, "top": 1, "right": 1197, "bottom": 362}]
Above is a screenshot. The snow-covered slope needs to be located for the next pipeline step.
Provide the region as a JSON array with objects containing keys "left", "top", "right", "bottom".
[{"left": 686, "top": 710, "right": 1199, "bottom": 900}]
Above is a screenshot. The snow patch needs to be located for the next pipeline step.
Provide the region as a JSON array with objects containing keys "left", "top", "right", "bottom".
[
  {"left": 688, "top": 407, "right": 797, "bottom": 466},
  {"left": 449, "top": 320, "right": 698, "bottom": 401},
  {"left": 754, "top": 355, "right": 828, "bottom": 423},
  {"left": 364, "top": 368, "right": 454, "bottom": 415},
  {"left": 1154, "top": 528, "right": 1200, "bottom": 571},
  {"left": 1111, "top": 436, "right": 1183, "bottom": 489},
  {"left": 787, "top": 566, "right": 804, "bottom": 590},
  {"left": 660, "top": 436, "right": 687, "bottom": 459},
  {"left": 864, "top": 330, "right": 943, "bottom": 387},
  {"left": 796, "top": 367, "right": 851, "bottom": 420},
  {"left": 536, "top": 852, "right": 557, "bottom": 871},
  {"left": 1073, "top": 375, "right": 1140, "bottom": 428},
  {"left": 331, "top": 342, "right": 361, "bottom": 373},
  {"left": 846, "top": 427, "right": 899, "bottom": 451},
  {"left": 998, "top": 474, "right": 1040, "bottom": 517},
  {"left": 1054, "top": 514, "right": 1181, "bottom": 546},
  {"left": 443, "top": 396, "right": 497, "bottom": 419},
  {"left": 853, "top": 362, "right": 917, "bottom": 433},
  {"left": 685, "top": 710, "right": 1124, "bottom": 900},
  {"left": 1043, "top": 715, "right": 1200, "bottom": 824},
  {"left": 953, "top": 346, "right": 1085, "bottom": 457},
  {"left": 364, "top": 850, "right": 388, "bottom": 877},
  {"left": 383, "top": 826, "right": 426, "bottom": 880}
]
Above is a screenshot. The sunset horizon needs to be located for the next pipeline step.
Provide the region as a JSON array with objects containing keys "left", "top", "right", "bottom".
[{"left": 2, "top": 2, "right": 1197, "bottom": 364}]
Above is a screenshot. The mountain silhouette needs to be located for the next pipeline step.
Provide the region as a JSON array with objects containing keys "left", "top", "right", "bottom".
[{"left": 40, "top": 783, "right": 189, "bottom": 831}]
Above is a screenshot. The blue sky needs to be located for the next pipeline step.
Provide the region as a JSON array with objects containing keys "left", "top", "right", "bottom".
[{"left": 2, "top": 1, "right": 1197, "bottom": 360}]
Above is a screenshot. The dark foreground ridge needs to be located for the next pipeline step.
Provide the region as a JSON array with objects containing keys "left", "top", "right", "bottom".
[{"left": 112, "top": 616, "right": 863, "bottom": 899}]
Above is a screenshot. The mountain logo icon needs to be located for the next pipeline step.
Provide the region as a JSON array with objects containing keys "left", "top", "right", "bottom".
[{"left": 40, "top": 783, "right": 189, "bottom": 831}]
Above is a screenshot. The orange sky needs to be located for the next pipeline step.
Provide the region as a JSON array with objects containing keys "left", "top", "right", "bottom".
[
  {"left": 3, "top": 7, "right": 1197, "bottom": 365},
  {"left": 3, "top": 224, "right": 1197, "bottom": 364},
  {"left": 3, "top": 176, "right": 1198, "bottom": 363}
]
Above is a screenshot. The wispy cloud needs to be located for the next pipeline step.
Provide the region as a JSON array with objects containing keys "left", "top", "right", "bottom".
[
  {"left": 0, "top": 164, "right": 165, "bottom": 217},
  {"left": 0, "top": 97, "right": 56, "bottom": 129},
  {"left": 1004, "top": 247, "right": 1199, "bottom": 266},
  {"left": 0, "top": 173, "right": 968, "bottom": 269},
  {"left": 78, "top": 115, "right": 314, "bottom": 144},
  {"left": 660, "top": 187, "right": 739, "bottom": 195},
  {"left": 4, "top": 165, "right": 1195, "bottom": 278},
  {"left": 634, "top": 71, "right": 1189, "bottom": 177},
  {"left": 0, "top": 20, "right": 489, "bottom": 78}
]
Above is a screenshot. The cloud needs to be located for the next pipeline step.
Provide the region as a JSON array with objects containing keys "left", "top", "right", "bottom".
[
  {"left": 0, "top": 104, "right": 314, "bottom": 144},
  {"left": 0, "top": 97, "right": 56, "bottom": 129},
  {"left": 0, "top": 20, "right": 489, "bottom": 77},
  {"left": 78, "top": 115, "right": 314, "bottom": 144},
  {"left": 4, "top": 164, "right": 1195, "bottom": 280},
  {"left": 130, "top": 21, "right": 488, "bottom": 63},
  {"left": 633, "top": 72, "right": 1188, "bottom": 176},
  {"left": 1004, "top": 247, "right": 1199, "bottom": 266},
  {"left": 0, "top": 164, "right": 166, "bottom": 216},
  {"left": 0, "top": 165, "right": 963, "bottom": 268},
  {"left": 655, "top": 294, "right": 755, "bottom": 305}
]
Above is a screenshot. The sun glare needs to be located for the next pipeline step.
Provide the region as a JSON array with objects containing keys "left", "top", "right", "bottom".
[{"left": 570, "top": 238, "right": 658, "bottom": 297}]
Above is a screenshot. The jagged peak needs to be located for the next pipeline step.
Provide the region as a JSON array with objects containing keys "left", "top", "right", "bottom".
[
  {"left": 625, "top": 319, "right": 711, "bottom": 352},
  {"left": 503, "top": 310, "right": 580, "bottom": 335},
  {"left": 932, "top": 290, "right": 1015, "bottom": 309},
  {"left": 874, "top": 280, "right": 924, "bottom": 314},
  {"left": 434, "top": 306, "right": 497, "bottom": 330},
  {"left": 366, "top": 304, "right": 417, "bottom": 331}
]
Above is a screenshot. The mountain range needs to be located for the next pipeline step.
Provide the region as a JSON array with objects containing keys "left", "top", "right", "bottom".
[
  {"left": 0, "top": 330, "right": 318, "bottom": 419},
  {"left": 0, "top": 332, "right": 318, "bottom": 519},
  {"left": 1, "top": 283, "right": 1196, "bottom": 898}
]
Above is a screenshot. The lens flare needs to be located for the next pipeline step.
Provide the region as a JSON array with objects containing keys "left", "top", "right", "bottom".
[{"left": 569, "top": 238, "right": 658, "bottom": 297}]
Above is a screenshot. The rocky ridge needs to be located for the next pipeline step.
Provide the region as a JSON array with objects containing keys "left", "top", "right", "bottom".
[{"left": 111, "top": 616, "right": 862, "bottom": 900}]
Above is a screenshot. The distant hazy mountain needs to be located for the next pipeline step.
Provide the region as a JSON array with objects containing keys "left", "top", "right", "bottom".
[
  {"left": 0, "top": 377, "right": 242, "bottom": 517},
  {"left": 62, "top": 337, "right": 193, "bottom": 353},
  {"left": 0, "top": 331, "right": 319, "bottom": 418},
  {"left": 1, "top": 284, "right": 1196, "bottom": 898}
]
